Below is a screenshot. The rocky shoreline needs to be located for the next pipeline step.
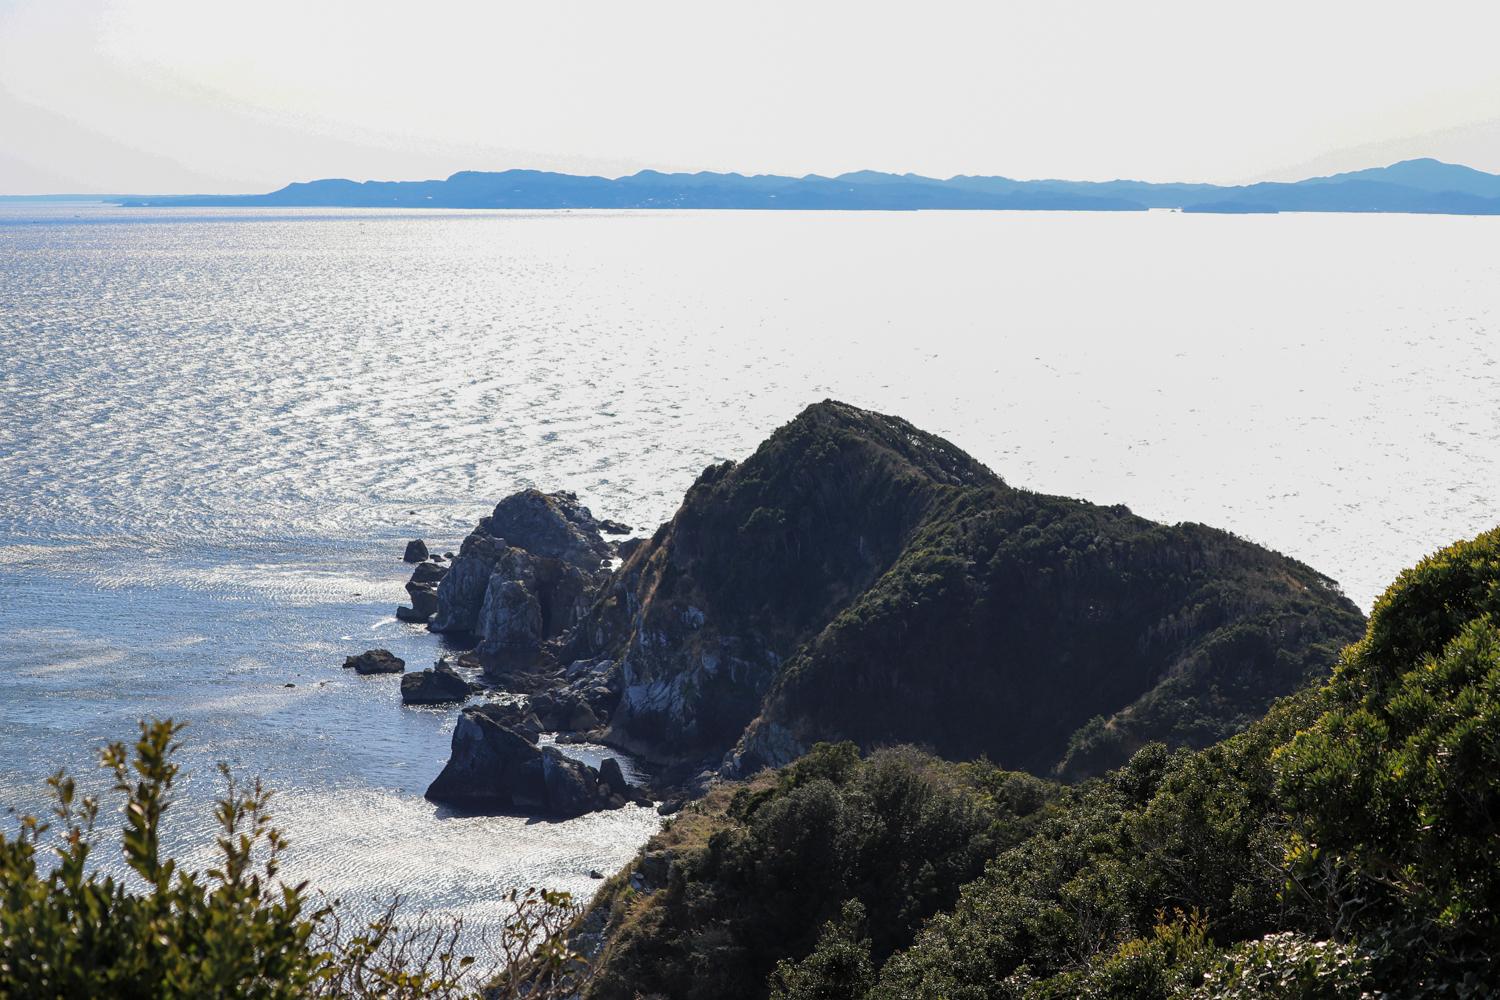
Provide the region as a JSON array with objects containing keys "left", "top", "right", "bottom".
[{"left": 342, "top": 401, "right": 1365, "bottom": 824}]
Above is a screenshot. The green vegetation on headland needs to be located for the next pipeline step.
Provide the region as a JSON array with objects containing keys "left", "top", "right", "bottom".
[
  {"left": 579, "top": 527, "right": 1500, "bottom": 998},
  {"left": 570, "top": 401, "right": 1364, "bottom": 783},
  {"left": 4, "top": 528, "right": 1494, "bottom": 997}
]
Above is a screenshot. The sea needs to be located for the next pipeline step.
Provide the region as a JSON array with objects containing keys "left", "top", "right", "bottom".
[{"left": 1, "top": 203, "right": 1497, "bottom": 937}]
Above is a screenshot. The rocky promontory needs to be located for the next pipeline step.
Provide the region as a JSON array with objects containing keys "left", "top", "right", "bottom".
[{"left": 416, "top": 401, "right": 1366, "bottom": 809}]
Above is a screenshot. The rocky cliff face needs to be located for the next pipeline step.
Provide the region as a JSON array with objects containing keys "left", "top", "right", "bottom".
[
  {"left": 430, "top": 489, "right": 613, "bottom": 661},
  {"left": 425, "top": 402, "right": 1365, "bottom": 787},
  {"left": 561, "top": 401, "right": 1365, "bottom": 778}
]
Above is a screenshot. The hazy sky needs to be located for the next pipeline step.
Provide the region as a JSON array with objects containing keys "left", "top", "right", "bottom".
[{"left": 4, "top": 0, "right": 1500, "bottom": 194}]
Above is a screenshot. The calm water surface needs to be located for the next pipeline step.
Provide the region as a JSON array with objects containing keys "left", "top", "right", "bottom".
[{"left": 1, "top": 204, "right": 1497, "bottom": 930}]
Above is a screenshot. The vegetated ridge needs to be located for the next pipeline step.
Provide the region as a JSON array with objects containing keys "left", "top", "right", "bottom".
[
  {"left": 574, "top": 526, "right": 1500, "bottom": 999},
  {"left": 426, "top": 400, "right": 1364, "bottom": 792}
]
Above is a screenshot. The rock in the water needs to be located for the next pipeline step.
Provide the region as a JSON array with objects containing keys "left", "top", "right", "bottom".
[
  {"left": 599, "top": 519, "right": 633, "bottom": 535},
  {"left": 403, "top": 539, "right": 429, "bottom": 563},
  {"left": 492, "top": 702, "right": 546, "bottom": 740},
  {"left": 425, "top": 704, "right": 617, "bottom": 818},
  {"left": 396, "top": 604, "right": 431, "bottom": 623},
  {"left": 344, "top": 649, "right": 405, "bottom": 675},
  {"left": 599, "top": 757, "right": 629, "bottom": 798},
  {"left": 401, "top": 663, "right": 471, "bottom": 705},
  {"left": 425, "top": 706, "right": 549, "bottom": 812}
]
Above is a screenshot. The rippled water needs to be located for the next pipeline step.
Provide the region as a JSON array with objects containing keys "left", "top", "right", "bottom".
[{"left": 2, "top": 204, "right": 1498, "bottom": 934}]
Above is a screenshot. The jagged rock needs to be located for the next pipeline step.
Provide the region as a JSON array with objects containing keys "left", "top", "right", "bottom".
[
  {"left": 395, "top": 605, "right": 429, "bottom": 623},
  {"left": 477, "top": 578, "right": 543, "bottom": 656},
  {"left": 615, "top": 536, "right": 647, "bottom": 562},
  {"left": 599, "top": 757, "right": 629, "bottom": 798},
  {"left": 424, "top": 704, "right": 625, "bottom": 818},
  {"left": 343, "top": 649, "right": 405, "bottom": 675},
  {"left": 401, "top": 664, "right": 471, "bottom": 705},
  {"left": 403, "top": 539, "right": 429, "bottom": 563},
  {"left": 430, "top": 490, "right": 615, "bottom": 646},
  {"left": 657, "top": 798, "right": 684, "bottom": 816},
  {"left": 484, "top": 700, "right": 545, "bottom": 741},
  {"left": 490, "top": 489, "right": 613, "bottom": 569},
  {"left": 599, "top": 519, "right": 633, "bottom": 535}
]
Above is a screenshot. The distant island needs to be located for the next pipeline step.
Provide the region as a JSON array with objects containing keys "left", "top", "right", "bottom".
[{"left": 114, "top": 157, "right": 1500, "bottom": 214}]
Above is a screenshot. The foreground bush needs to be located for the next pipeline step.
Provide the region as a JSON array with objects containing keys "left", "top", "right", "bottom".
[{"left": 0, "top": 720, "right": 589, "bottom": 999}]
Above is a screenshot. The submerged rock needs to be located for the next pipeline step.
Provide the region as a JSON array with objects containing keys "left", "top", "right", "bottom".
[
  {"left": 403, "top": 539, "right": 429, "bottom": 563},
  {"left": 400, "top": 663, "right": 471, "bottom": 705},
  {"left": 343, "top": 649, "right": 405, "bottom": 675}
]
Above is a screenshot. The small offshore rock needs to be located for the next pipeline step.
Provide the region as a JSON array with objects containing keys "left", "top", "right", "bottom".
[
  {"left": 589, "top": 869, "right": 605, "bottom": 879},
  {"left": 598, "top": 519, "right": 632, "bottom": 535},
  {"left": 403, "top": 539, "right": 429, "bottom": 563},
  {"left": 344, "top": 649, "right": 405, "bottom": 675},
  {"left": 395, "top": 605, "right": 431, "bottom": 623},
  {"left": 283, "top": 682, "right": 296, "bottom": 688},
  {"left": 401, "top": 664, "right": 471, "bottom": 705}
]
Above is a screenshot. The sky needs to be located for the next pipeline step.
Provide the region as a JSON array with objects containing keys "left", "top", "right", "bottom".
[{"left": 3, "top": 0, "right": 1500, "bottom": 194}]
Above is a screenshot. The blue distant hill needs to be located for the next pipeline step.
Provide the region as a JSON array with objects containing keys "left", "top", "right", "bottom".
[{"left": 117, "top": 159, "right": 1500, "bottom": 214}]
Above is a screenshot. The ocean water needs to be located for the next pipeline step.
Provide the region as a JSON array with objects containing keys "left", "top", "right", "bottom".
[{"left": 2, "top": 204, "right": 1498, "bottom": 934}]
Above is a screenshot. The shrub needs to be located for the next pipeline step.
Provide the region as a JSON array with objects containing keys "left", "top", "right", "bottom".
[{"left": 0, "top": 720, "right": 589, "bottom": 1000}]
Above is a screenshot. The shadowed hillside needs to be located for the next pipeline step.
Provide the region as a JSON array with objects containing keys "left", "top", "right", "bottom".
[{"left": 560, "top": 401, "right": 1364, "bottom": 780}]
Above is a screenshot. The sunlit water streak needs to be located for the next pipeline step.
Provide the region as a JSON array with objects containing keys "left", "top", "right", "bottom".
[{"left": 2, "top": 204, "right": 1498, "bottom": 941}]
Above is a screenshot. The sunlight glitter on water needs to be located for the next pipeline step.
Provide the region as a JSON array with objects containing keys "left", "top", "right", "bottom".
[{"left": 2, "top": 204, "right": 1498, "bottom": 937}]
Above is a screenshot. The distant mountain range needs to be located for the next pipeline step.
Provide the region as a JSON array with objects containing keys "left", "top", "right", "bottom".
[{"left": 117, "top": 157, "right": 1500, "bottom": 214}]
